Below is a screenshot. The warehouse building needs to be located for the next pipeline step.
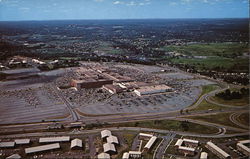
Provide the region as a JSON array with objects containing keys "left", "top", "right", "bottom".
[
  {"left": 101, "top": 130, "right": 112, "bottom": 139},
  {"left": 107, "top": 135, "right": 119, "bottom": 145},
  {"left": 98, "top": 152, "right": 110, "bottom": 159},
  {"left": 103, "top": 84, "right": 126, "bottom": 94},
  {"left": 134, "top": 84, "right": 172, "bottom": 96},
  {"left": 71, "top": 138, "right": 82, "bottom": 149},
  {"left": 237, "top": 140, "right": 250, "bottom": 156},
  {"left": 143, "top": 136, "right": 157, "bottom": 152},
  {"left": 15, "top": 139, "right": 30, "bottom": 145},
  {"left": 103, "top": 143, "right": 116, "bottom": 155},
  {"left": 6, "top": 154, "right": 21, "bottom": 159},
  {"left": 206, "top": 141, "right": 231, "bottom": 159},
  {"left": 25, "top": 143, "right": 60, "bottom": 154},
  {"left": 0, "top": 142, "right": 15, "bottom": 148},
  {"left": 175, "top": 139, "right": 183, "bottom": 148},
  {"left": 39, "top": 136, "right": 70, "bottom": 143},
  {"left": 200, "top": 152, "right": 208, "bottom": 159}
]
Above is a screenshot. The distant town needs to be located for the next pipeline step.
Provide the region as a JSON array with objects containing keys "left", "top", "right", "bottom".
[{"left": 0, "top": 19, "right": 249, "bottom": 159}]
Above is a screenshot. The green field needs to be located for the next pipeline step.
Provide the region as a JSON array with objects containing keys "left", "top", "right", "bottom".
[
  {"left": 201, "top": 84, "right": 220, "bottom": 96},
  {"left": 238, "top": 112, "right": 249, "bottom": 126},
  {"left": 211, "top": 96, "right": 249, "bottom": 106},
  {"left": 115, "top": 119, "right": 218, "bottom": 134},
  {"left": 161, "top": 43, "right": 248, "bottom": 57},
  {"left": 191, "top": 100, "right": 223, "bottom": 111},
  {"left": 188, "top": 112, "right": 246, "bottom": 129},
  {"left": 160, "top": 43, "right": 249, "bottom": 72}
]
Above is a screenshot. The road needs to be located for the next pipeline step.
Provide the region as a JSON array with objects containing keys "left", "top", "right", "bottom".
[{"left": 154, "top": 133, "right": 176, "bottom": 159}]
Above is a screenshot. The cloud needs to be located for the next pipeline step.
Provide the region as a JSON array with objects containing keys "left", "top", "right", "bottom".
[{"left": 113, "top": 1, "right": 123, "bottom": 5}]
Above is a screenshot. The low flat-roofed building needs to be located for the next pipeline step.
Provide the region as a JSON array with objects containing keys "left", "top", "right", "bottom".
[
  {"left": 103, "top": 143, "right": 116, "bottom": 154},
  {"left": 0, "top": 142, "right": 15, "bottom": 148},
  {"left": 71, "top": 138, "right": 82, "bottom": 149},
  {"left": 15, "top": 139, "right": 30, "bottom": 145},
  {"left": 206, "top": 141, "right": 231, "bottom": 159},
  {"left": 138, "top": 133, "right": 153, "bottom": 140},
  {"left": 98, "top": 152, "right": 110, "bottom": 159},
  {"left": 39, "top": 136, "right": 70, "bottom": 143},
  {"left": 175, "top": 139, "right": 183, "bottom": 148},
  {"left": 25, "top": 143, "right": 60, "bottom": 154},
  {"left": 107, "top": 135, "right": 119, "bottom": 145},
  {"left": 183, "top": 138, "right": 199, "bottom": 147},
  {"left": 134, "top": 84, "right": 172, "bottom": 96},
  {"left": 129, "top": 151, "right": 142, "bottom": 158},
  {"left": 200, "top": 152, "right": 208, "bottom": 159},
  {"left": 237, "top": 140, "right": 250, "bottom": 156},
  {"left": 101, "top": 130, "right": 112, "bottom": 139},
  {"left": 122, "top": 152, "right": 129, "bottom": 159},
  {"left": 144, "top": 136, "right": 157, "bottom": 151},
  {"left": 178, "top": 146, "right": 195, "bottom": 156},
  {"left": 103, "top": 84, "right": 125, "bottom": 94},
  {"left": 6, "top": 154, "right": 21, "bottom": 159}
]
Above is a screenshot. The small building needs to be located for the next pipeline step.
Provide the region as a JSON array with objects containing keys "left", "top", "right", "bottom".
[
  {"left": 144, "top": 136, "right": 157, "bottom": 152},
  {"left": 107, "top": 135, "right": 119, "bottom": 145},
  {"left": 71, "top": 138, "right": 82, "bottom": 149},
  {"left": 178, "top": 146, "right": 195, "bottom": 156},
  {"left": 122, "top": 152, "right": 129, "bottom": 159},
  {"left": 138, "top": 133, "right": 153, "bottom": 140},
  {"left": 237, "top": 140, "right": 250, "bottom": 156},
  {"left": 0, "top": 142, "right": 15, "bottom": 148},
  {"left": 200, "top": 152, "right": 208, "bottom": 159},
  {"left": 101, "top": 130, "right": 112, "bottom": 139},
  {"left": 129, "top": 151, "right": 142, "bottom": 158},
  {"left": 98, "top": 152, "right": 110, "bottom": 159},
  {"left": 134, "top": 84, "right": 172, "bottom": 96},
  {"left": 175, "top": 139, "right": 183, "bottom": 148},
  {"left": 15, "top": 139, "right": 30, "bottom": 145},
  {"left": 103, "top": 143, "right": 116, "bottom": 155},
  {"left": 103, "top": 84, "right": 126, "bottom": 94},
  {"left": 39, "top": 136, "right": 70, "bottom": 143},
  {"left": 6, "top": 154, "right": 21, "bottom": 159},
  {"left": 206, "top": 141, "right": 231, "bottom": 159},
  {"left": 25, "top": 143, "right": 60, "bottom": 154},
  {"left": 183, "top": 138, "right": 199, "bottom": 147}
]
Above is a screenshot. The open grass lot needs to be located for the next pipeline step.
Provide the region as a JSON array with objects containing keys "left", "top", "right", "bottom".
[
  {"left": 188, "top": 112, "right": 243, "bottom": 129},
  {"left": 201, "top": 84, "right": 220, "bottom": 96},
  {"left": 170, "top": 56, "right": 249, "bottom": 72},
  {"left": 191, "top": 100, "right": 223, "bottom": 111},
  {"left": 115, "top": 119, "right": 218, "bottom": 134},
  {"left": 161, "top": 43, "right": 249, "bottom": 57},
  {"left": 238, "top": 112, "right": 249, "bottom": 126},
  {"left": 211, "top": 95, "right": 249, "bottom": 107}
]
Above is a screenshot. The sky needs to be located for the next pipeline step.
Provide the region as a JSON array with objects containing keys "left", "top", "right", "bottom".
[{"left": 0, "top": 0, "right": 249, "bottom": 21}]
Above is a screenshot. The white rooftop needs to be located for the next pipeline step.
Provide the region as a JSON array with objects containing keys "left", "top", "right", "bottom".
[
  {"left": 144, "top": 136, "right": 157, "bottom": 149},
  {"left": 107, "top": 135, "right": 119, "bottom": 144},
  {"left": 0, "top": 142, "right": 15, "bottom": 148},
  {"left": 183, "top": 138, "right": 199, "bottom": 144},
  {"left": 25, "top": 143, "right": 60, "bottom": 154},
  {"left": 200, "top": 152, "right": 208, "bottom": 159},
  {"left": 129, "top": 151, "right": 142, "bottom": 155},
  {"left": 98, "top": 152, "right": 110, "bottom": 159},
  {"left": 101, "top": 130, "right": 112, "bottom": 138},
  {"left": 207, "top": 142, "right": 230, "bottom": 158},
  {"left": 139, "top": 133, "right": 153, "bottom": 138},
  {"left": 122, "top": 152, "right": 129, "bottom": 159},
  {"left": 71, "top": 138, "right": 82, "bottom": 148},
  {"left": 103, "top": 143, "right": 116, "bottom": 153},
  {"left": 15, "top": 139, "right": 30, "bottom": 145},
  {"left": 39, "top": 136, "right": 70, "bottom": 143},
  {"left": 136, "top": 84, "right": 171, "bottom": 92},
  {"left": 6, "top": 154, "right": 21, "bottom": 159},
  {"left": 175, "top": 139, "right": 183, "bottom": 146},
  {"left": 179, "top": 146, "right": 195, "bottom": 152}
]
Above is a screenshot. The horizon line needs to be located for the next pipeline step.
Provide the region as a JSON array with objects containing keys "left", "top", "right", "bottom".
[{"left": 0, "top": 17, "right": 249, "bottom": 22}]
